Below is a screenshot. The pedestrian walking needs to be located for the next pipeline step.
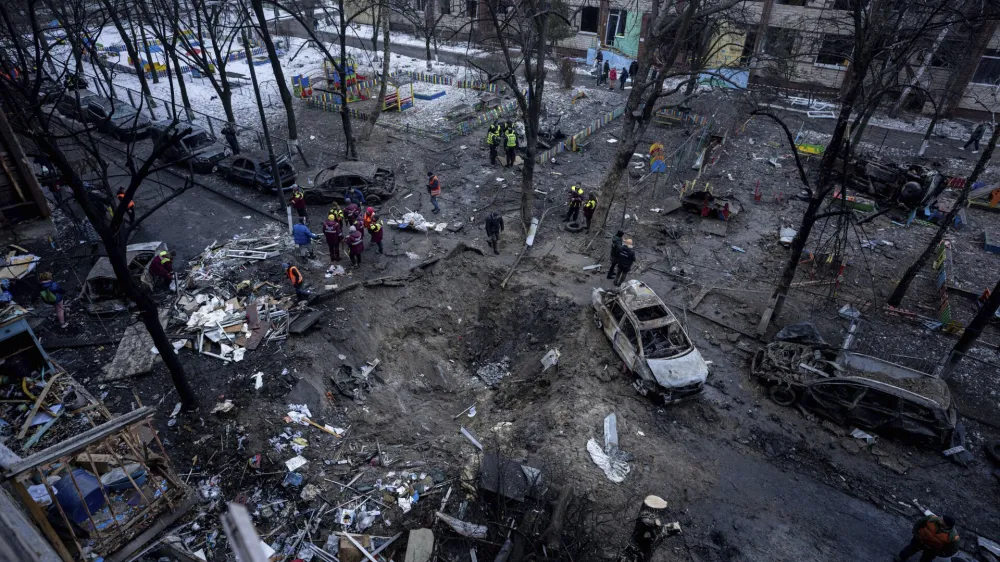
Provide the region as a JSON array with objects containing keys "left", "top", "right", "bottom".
[
  {"left": 602, "top": 61, "right": 610, "bottom": 86},
  {"left": 504, "top": 125, "right": 518, "bottom": 167},
  {"left": 367, "top": 213, "right": 384, "bottom": 254},
  {"left": 38, "top": 272, "right": 68, "bottom": 328},
  {"left": 284, "top": 263, "right": 309, "bottom": 302},
  {"left": 485, "top": 211, "right": 504, "bottom": 254},
  {"left": 894, "top": 514, "right": 960, "bottom": 562},
  {"left": 149, "top": 250, "right": 176, "bottom": 289},
  {"left": 619, "top": 67, "right": 628, "bottom": 90},
  {"left": 322, "top": 213, "right": 344, "bottom": 262},
  {"left": 583, "top": 193, "right": 597, "bottom": 231},
  {"left": 347, "top": 225, "right": 364, "bottom": 266},
  {"left": 608, "top": 68, "right": 617, "bottom": 91},
  {"left": 960, "top": 122, "right": 987, "bottom": 153},
  {"left": 427, "top": 171, "right": 441, "bottom": 214},
  {"left": 614, "top": 238, "right": 635, "bottom": 286},
  {"left": 221, "top": 122, "right": 241, "bottom": 155},
  {"left": 564, "top": 185, "right": 583, "bottom": 222},
  {"left": 293, "top": 218, "right": 319, "bottom": 259},
  {"left": 290, "top": 185, "right": 307, "bottom": 224},
  {"left": 629, "top": 60, "right": 638, "bottom": 81},
  {"left": 116, "top": 187, "right": 135, "bottom": 225},
  {"left": 606, "top": 230, "right": 624, "bottom": 279}
]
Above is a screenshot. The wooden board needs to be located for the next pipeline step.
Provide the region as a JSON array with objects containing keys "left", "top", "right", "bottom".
[
  {"left": 97, "top": 312, "right": 168, "bottom": 382},
  {"left": 289, "top": 309, "right": 323, "bottom": 334},
  {"left": 245, "top": 304, "right": 265, "bottom": 351}
]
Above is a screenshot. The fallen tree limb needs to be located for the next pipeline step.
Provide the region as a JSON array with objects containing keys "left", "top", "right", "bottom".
[{"left": 541, "top": 486, "right": 573, "bottom": 552}]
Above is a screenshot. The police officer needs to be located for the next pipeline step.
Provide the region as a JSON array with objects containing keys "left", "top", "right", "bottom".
[
  {"left": 504, "top": 123, "right": 518, "bottom": 168},
  {"left": 564, "top": 185, "right": 583, "bottom": 222}
]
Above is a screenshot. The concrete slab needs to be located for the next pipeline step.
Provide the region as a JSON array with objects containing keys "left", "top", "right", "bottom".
[{"left": 404, "top": 529, "right": 434, "bottom": 562}]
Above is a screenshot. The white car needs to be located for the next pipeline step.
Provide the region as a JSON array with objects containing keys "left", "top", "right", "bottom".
[{"left": 592, "top": 280, "right": 709, "bottom": 403}]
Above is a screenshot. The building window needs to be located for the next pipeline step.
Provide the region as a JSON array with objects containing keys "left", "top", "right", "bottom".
[
  {"left": 925, "top": 40, "right": 961, "bottom": 68},
  {"left": 605, "top": 9, "right": 626, "bottom": 44},
  {"left": 763, "top": 27, "right": 796, "bottom": 58},
  {"left": 972, "top": 49, "right": 1000, "bottom": 85},
  {"left": 466, "top": 0, "right": 477, "bottom": 16},
  {"left": 440, "top": 0, "right": 450, "bottom": 15},
  {"left": 414, "top": 0, "right": 425, "bottom": 11},
  {"left": 815, "top": 34, "right": 852, "bottom": 68},
  {"left": 579, "top": 6, "right": 599, "bottom": 34},
  {"left": 776, "top": 0, "right": 806, "bottom": 6}
]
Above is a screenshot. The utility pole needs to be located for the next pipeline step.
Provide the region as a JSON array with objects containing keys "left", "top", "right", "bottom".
[
  {"left": 940, "top": 279, "right": 1000, "bottom": 379},
  {"left": 241, "top": 30, "right": 292, "bottom": 233}
]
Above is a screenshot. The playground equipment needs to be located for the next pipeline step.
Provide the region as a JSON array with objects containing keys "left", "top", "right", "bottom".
[
  {"left": 324, "top": 58, "right": 362, "bottom": 88},
  {"left": 383, "top": 76, "right": 414, "bottom": 112},
  {"left": 649, "top": 142, "right": 666, "bottom": 172}
]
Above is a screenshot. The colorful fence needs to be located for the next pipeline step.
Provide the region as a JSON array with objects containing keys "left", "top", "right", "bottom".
[
  {"left": 655, "top": 108, "right": 711, "bottom": 127},
  {"left": 933, "top": 241, "right": 964, "bottom": 334},
  {"left": 536, "top": 106, "right": 627, "bottom": 163},
  {"left": 397, "top": 71, "right": 501, "bottom": 93}
]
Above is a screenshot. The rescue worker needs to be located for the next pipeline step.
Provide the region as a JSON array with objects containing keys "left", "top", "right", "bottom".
[
  {"left": 487, "top": 122, "right": 500, "bottom": 166},
  {"left": 583, "top": 193, "right": 597, "bottom": 232},
  {"left": 344, "top": 186, "right": 366, "bottom": 206},
  {"left": 322, "top": 213, "right": 344, "bottom": 262},
  {"left": 485, "top": 211, "right": 504, "bottom": 255},
  {"left": 292, "top": 218, "right": 319, "bottom": 259},
  {"left": 38, "top": 272, "right": 68, "bottom": 328},
  {"left": 284, "top": 262, "right": 308, "bottom": 302},
  {"left": 427, "top": 171, "right": 441, "bottom": 214},
  {"left": 221, "top": 122, "right": 241, "bottom": 155},
  {"left": 614, "top": 238, "right": 635, "bottom": 286},
  {"left": 328, "top": 202, "right": 345, "bottom": 226},
  {"left": 363, "top": 206, "right": 376, "bottom": 230},
  {"left": 606, "top": 230, "right": 624, "bottom": 279},
  {"left": 367, "top": 213, "right": 384, "bottom": 254},
  {"left": 149, "top": 250, "right": 176, "bottom": 288},
  {"left": 347, "top": 225, "right": 365, "bottom": 266},
  {"left": 894, "top": 514, "right": 960, "bottom": 562},
  {"left": 344, "top": 202, "right": 361, "bottom": 226},
  {"left": 504, "top": 125, "right": 518, "bottom": 168},
  {"left": 116, "top": 187, "right": 135, "bottom": 225},
  {"left": 564, "top": 185, "right": 584, "bottom": 222},
  {"left": 290, "top": 185, "right": 308, "bottom": 224}
]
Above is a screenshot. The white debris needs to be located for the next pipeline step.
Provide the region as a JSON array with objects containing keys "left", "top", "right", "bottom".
[
  {"left": 285, "top": 455, "right": 308, "bottom": 472},
  {"left": 252, "top": 372, "right": 264, "bottom": 390},
  {"left": 587, "top": 438, "right": 630, "bottom": 483}
]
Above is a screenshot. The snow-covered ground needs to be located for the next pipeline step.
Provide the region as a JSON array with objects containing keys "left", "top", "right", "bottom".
[{"left": 318, "top": 21, "right": 485, "bottom": 57}]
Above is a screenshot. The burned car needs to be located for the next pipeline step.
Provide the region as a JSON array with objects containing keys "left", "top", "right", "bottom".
[
  {"left": 80, "top": 97, "right": 151, "bottom": 140},
  {"left": 305, "top": 161, "right": 396, "bottom": 205},
  {"left": 148, "top": 120, "right": 228, "bottom": 173},
  {"left": 79, "top": 241, "right": 166, "bottom": 315},
  {"left": 592, "top": 280, "right": 708, "bottom": 403},
  {"left": 216, "top": 151, "right": 297, "bottom": 193},
  {"left": 751, "top": 342, "right": 957, "bottom": 445}
]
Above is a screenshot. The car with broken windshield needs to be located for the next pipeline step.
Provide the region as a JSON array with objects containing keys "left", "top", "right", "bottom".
[
  {"left": 79, "top": 241, "right": 167, "bottom": 315},
  {"left": 216, "top": 151, "right": 297, "bottom": 193},
  {"left": 148, "top": 120, "right": 228, "bottom": 173},
  {"left": 751, "top": 341, "right": 957, "bottom": 445},
  {"left": 592, "top": 280, "right": 709, "bottom": 403},
  {"left": 305, "top": 161, "right": 396, "bottom": 205}
]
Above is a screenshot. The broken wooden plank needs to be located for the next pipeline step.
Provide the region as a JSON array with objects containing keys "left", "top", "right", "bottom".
[
  {"left": 97, "top": 311, "right": 168, "bottom": 382},
  {"left": 688, "top": 287, "right": 712, "bottom": 310},
  {"left": 246, "top": 303, "right": 265, "bottom": 351},
  {"left": 17, "top": 373, "right": 62, "bottom": 439}
]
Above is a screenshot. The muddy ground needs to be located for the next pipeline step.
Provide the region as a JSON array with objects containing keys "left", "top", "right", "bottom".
[{"left": 9, "top": 76, "right": 1000, "bottom": 562}]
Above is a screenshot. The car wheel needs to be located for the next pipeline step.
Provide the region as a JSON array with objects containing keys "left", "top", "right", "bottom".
[
  {"left": 593, "top": 313, "right": 603, "bottom": 330},
  {"left": 768, "top": 383, "right": 797, "bottom": 407},
  {"left": 366, "top": 194, "right": 382, "bottom": 206},
  {"left": 565, "top": 221, "right": 585, "bottom": 233}
]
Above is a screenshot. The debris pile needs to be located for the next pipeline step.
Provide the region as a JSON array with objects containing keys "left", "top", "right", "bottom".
[
  {"left": 173, "top": 291, "right": 291, "bottom": 362},
  {"left": 186, "top": 225, "right": 289, "bottom": 284},
  {"left": 475, "top": 357, "right": 511, "bottom": 387}
]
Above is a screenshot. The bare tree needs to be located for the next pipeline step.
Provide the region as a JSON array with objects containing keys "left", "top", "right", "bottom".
[
  {"left": 390, "top": 0, "right": 446, "bottom": 71},
  {"left": 250, "top": 0, "right": 300, "bottom": 150},
  {"left": 140, "top": 0, "right": 195, "bottom": 120},
  {"left": 0, "top": 1, "right": 199, "bottom": 408},
  {"left": 364, "top": 0, "right": 392, "bottom": 140},
  {"left": 96, "top": 0, "right": 158, "bottom": 109}
]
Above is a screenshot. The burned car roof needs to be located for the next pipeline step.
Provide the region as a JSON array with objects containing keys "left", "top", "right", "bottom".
[
  {"left": 315, "top": 161, "right": 380, "bottom": 182},
  {"left": 617, "top": 281, "right": 663, "bottom": 311},
  {"left": 85, "top": 241, "right": 166, "bottom": 281}
]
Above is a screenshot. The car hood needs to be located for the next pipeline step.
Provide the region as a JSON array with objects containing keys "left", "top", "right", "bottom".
[
  {"left": 647, "top": 348, "right": 709, "bottom": 388},
  {"left": 191, "top": 142, "right": 228, "bottom": 160}
]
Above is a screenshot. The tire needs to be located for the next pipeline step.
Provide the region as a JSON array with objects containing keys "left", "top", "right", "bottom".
[
  {"left": 769, "top": 383, "right": 797, "bottom": 407},
  {"left": 986, "top": 440, "right": 1000, "bottom": 465},
  {"left": 366, "top": 194, "right": 382, "bottom": 206},
  {"left": 565, "top": 221, "right": 585, "bottom": 233}
]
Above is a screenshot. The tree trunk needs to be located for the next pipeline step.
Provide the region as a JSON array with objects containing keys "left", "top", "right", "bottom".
[
  {"left": 171, "top": 51, "right": 194, "bottom": 120},
  {"left": 424, "top": 0, "right": 436, "bottom": 71},
  {"left": 103, "top": 2, "right": 155, "bottom": 109},
  {"left": 252, "top": 0, "right": 298, "bottom": 142},
  {"left": 894, "top": 26, "right": 949, "bottom": 116},
  {"left": 364, "top": 0, "right": 391, "bottom": 141},
  {"left": 940, "top": 278, "right": 1000, "bottom": 379},
  {"left": 917, "top": 109, "right": 940, "bottom": 157},
  {"left": 888, "top": 123, "right": 1000, "bottom": 307},
  {"left": 338, "top": 0, "right": 357, "bottom": 159},
  {"left": 135, "top": 16, "right": 160, "bottom": 85},
  {"left": 425, "top": 34, "right": 433, "bottom": 71}
]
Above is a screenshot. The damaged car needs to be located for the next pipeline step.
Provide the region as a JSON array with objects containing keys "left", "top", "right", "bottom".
[
  {"left": 148, "top": 120, "right": 228, "bottom": 173},
  {"left": 751, "top": 342, "right": 957, "bottom": 445},
  {"left": 216, "top": 151, "right": 297, "bottom": 193},
  {"left": 305, "top": 161, "right": 396, "bottom": 205},
  {"left": 592, "top": 280, "right": 709, "bottom": 403},
  {"left": 79, "top": 241, "right": 167, "bottom": 315}
]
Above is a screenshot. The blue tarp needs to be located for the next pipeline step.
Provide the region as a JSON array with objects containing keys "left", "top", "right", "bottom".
[
  {"left": 585, "top": 48, "right": 634, "bottom": 74},
  {"left": 697, "top": 68, "right": 749, "bottom": 89}
]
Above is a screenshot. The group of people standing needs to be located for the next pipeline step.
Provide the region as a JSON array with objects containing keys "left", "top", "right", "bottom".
[
  {"left": 595, "top": 51, "right": 638, "bottom": 92},
  {"left": 291, "top": 198, "right": 383, "bottom": 268},
  {"left": 486, "top": 121, "right": 520, "bottom": 167}
]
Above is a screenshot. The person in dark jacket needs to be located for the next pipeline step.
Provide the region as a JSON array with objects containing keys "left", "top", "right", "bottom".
[
  {"left": 595, "top": 51, "right": 604, "bottom": 84},
  {"left": 894, "top": 514, "right": 961, "bottom": 562},
  {"left": 564, "top": 185, "right": 583, "bottom": 222},
  {"left": 322, "top": 214, "right": 343, "bottom": 262},
  {"left": 344, "top": 202, "right": 361, "bottom": 226},
  {"left": 290, "top": 185, "right": 307, "bottom": 224},
  {"left": 485, "top": 211, "right": 504, "bottom": 254},
  {"left": 344, "top": 186, "right": 366, "bottom": 206},
  {"left": 221, "top": 123, "right": 241, "bottom": 155},
  {"left": 602, "top": 61, "right": 610, "bottom": 86},
  {"left": 292, "top": 218, "right": 319, "bottom": 259},
  {"left": 606, "top": 230, "right": 624, "bottom": 279},
  {"left": 619, "top": 67, "right": 629, "bottom": 90},
  {"left": 961, "top": 122, "right": 987, "bottom": 153},
  {"left": 149, "top": 250, "right": 176, "bottom": 288},
  {"left": 38, "top": 272, "right": 68, "bottom": 328},
  {"left": 347, "top": 225, "right": 364, "bottom": 266},
  {"left": 614, "top": 238, "right": 635, "bottom": 286},
  {"left": 629, "top": 60, "right": 639, "bottom": 81}
]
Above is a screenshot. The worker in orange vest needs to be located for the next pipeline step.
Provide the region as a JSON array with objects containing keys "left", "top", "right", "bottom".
[
  {"left": 283, "top": 263, "right": 308, "bottom": 302},
  {"left": 363, "top": 206, "right": 376, "bottom": 230},
  {"left": 895, "top": 514, "right": 960, "bottom": 562},
  {"left": 427, "top": 171, "right": 441, "bottom": 214},
  {"left": 116, "top": 187, "right": 136, "bottom": 225}
]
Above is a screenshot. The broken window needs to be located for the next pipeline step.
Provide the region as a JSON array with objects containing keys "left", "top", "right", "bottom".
[
  {"left": 579, "top": 6, "right": 599, "bottom": 33},
  {"left": 926, "top": 40, "right": 963, "bottom": 68},
  {"left": 815, "top": 34, "right": 852, "bottom": 68},
  {"left": 633, "top": 305, "right": 669, "bottom": 322},
  {"left": 901, "top": 400, "right": 936, "bottom": 422},
  {"left": 440, "top": 0, "right": 451, "bottom": 15},
  {"left": 857, "top": 388, "right": 900, "bottom": 412},
  {"left": 763, "top": 27, "right": 796, "bottom": 59},
  {"left": 640, "top": 325, "right": 690, "bottom": 359},
  {"left": 972, "top": 49, "right": 1000, "bottom": 85},
  {"left": 608, "top": 300, "right": 627, "bottom": 324},
  {"left": 621, "top": 320, "right": 639, "bottom": 349},
  {"left": 466, "top": 0, "right": 477, "bottom": 16}
]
